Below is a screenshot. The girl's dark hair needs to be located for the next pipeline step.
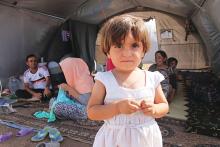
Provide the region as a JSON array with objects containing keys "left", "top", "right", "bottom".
[{"left": 100, "top": 15, "right": 151, "bottom": 55}]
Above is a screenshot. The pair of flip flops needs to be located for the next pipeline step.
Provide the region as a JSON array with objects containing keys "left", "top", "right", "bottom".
[
  {"left": 31, "top": 126, "right": 63, "bottom": 142},
  {"left": 0, "top": 128, "right": 34, "bottom": 143}
]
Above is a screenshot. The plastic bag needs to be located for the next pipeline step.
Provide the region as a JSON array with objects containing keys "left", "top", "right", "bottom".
[{"left": 8, "top": 76, "right": 23, "bottom": 94}]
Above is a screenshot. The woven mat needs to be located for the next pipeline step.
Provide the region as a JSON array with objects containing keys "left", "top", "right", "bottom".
[{"left": 0, "top": 102, "right": 220, "bottom": 146}]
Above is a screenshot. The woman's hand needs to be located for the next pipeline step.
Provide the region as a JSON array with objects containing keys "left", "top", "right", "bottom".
[
  {"left": 140, "top": 100, "right": 157, "bottom": 116},
  {"left": 58, "top": 83, "right": 80, "bottom": 99},
  {"left": 116, "top": 99, "right": 140, "bottom": 114},
  {"left": 58, "top": 83, "right": 69, "bottom": 91}
]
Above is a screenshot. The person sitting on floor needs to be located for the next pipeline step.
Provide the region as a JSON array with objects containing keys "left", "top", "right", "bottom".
[
  {"left": 53, "top": 57, "right": 94, "bottom": 120},
  {"left": 167, "top": 57, "right": 179, "bottom": 102},
  {"left": 15, "top": 54, "right": 52, "bottom": 101},
  {"left": 148, "top": 50, "right": 170, "bottom": 98}
]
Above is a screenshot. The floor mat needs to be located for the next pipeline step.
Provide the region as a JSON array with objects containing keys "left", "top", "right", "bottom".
[{"left": 0, "top": 104, "right": 220, "bottom": 146}]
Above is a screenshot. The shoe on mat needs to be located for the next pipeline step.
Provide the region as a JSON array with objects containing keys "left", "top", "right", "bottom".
[
  {"left": 48, "top": 127, "right": 63, "bottom": 142},
  {"left": 31, "top": 127, "right": 50, "bottom": 142},
  {"left": 0, "top": 132, "right": 13, "bottom": 143},
  {"left": 16, "top": 128, "right": 34, "bottom": 137},
  {"left": 36, "top": 142, "right": 60, "bottom": 147}
]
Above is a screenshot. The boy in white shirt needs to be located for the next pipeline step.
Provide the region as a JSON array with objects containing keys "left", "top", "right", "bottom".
[{"left": 15, "top": 54, "right": 52, "bottom": 100}]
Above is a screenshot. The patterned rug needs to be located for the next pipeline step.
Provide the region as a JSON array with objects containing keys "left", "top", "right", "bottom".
[{"left": 0, "top": 102, "right": 220, "bottom": 146}]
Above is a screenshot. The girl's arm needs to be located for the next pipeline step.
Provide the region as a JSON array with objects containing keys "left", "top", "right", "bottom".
[
  {"left": 153, "top": 84, "right": 169, "bottom": 117},
  {"left": 141, "top": 84, "right": 169, "bottom": 118},
  {"left": 87, "top": 80, "right": 140, "bottom": 120}
]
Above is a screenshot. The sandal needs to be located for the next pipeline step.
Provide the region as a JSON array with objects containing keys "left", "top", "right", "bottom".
[
  {"left": 16, "top": 128, "right": 34, "bottom": 137},
  {"left": 31, "top": 127, "right": 50, "bottom": 142},
  {"left": 0, "top": 132, "right": 13, "bottom": 143},
  {"left": 48, "top": 127, "right": 63, "bottom": 142}
]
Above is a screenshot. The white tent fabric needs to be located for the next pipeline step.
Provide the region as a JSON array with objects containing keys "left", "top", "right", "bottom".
[
  {"left": 1, "top": 0, "right": 220, "bottom": 86},
  {"left": 142, "top": 19, "right": 158, "bottom": 64}
]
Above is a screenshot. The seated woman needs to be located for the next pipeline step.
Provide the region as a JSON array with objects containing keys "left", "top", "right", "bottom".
[
  {"left": 53, "top": 57, "right": 94, "bottom": 120},
  {"left": 148, "top": 50, "right": 170, "bottom": 98}
]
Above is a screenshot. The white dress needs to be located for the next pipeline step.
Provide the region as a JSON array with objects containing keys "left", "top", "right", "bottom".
[{"left": 93, "top": 70, "right": 165, "bottom": 147}]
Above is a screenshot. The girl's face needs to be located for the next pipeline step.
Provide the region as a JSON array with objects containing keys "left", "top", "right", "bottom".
[
  {"left": 155, "top": 53, "right": 166, "bottom": 66},
  {"left": 107, "top": 32, "right": 144, "bottom": 71}
]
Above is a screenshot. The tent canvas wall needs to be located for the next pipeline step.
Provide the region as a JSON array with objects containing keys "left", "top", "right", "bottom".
[
  {"left": 0, "top": 0, "right": 220, "bottom": 87},
  {"left": 0, "top": 4, "right": 62, "bottom": 86},
  {"left": 95, "top": 10, "right": 209, "bottom": 69}
]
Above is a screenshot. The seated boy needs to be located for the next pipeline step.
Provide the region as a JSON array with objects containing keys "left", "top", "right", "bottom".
[
  {"left": 167, "top": 57, "right": 179, "bottom": 102},
  {"left": 15, "top": 54, "right": 52, "bottom": 101}
]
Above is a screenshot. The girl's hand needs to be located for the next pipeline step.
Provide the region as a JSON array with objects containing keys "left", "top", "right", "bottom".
[
  {"left": 116, "top": 99, "right": 140, "bottom": 114},
  {"left": 140, "top": 100, "right": 157, "bottom": 116}
]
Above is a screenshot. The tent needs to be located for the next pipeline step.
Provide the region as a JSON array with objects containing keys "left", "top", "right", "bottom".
[{"left": 0, "top": 0, "right": 220, "bottom": 86}]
